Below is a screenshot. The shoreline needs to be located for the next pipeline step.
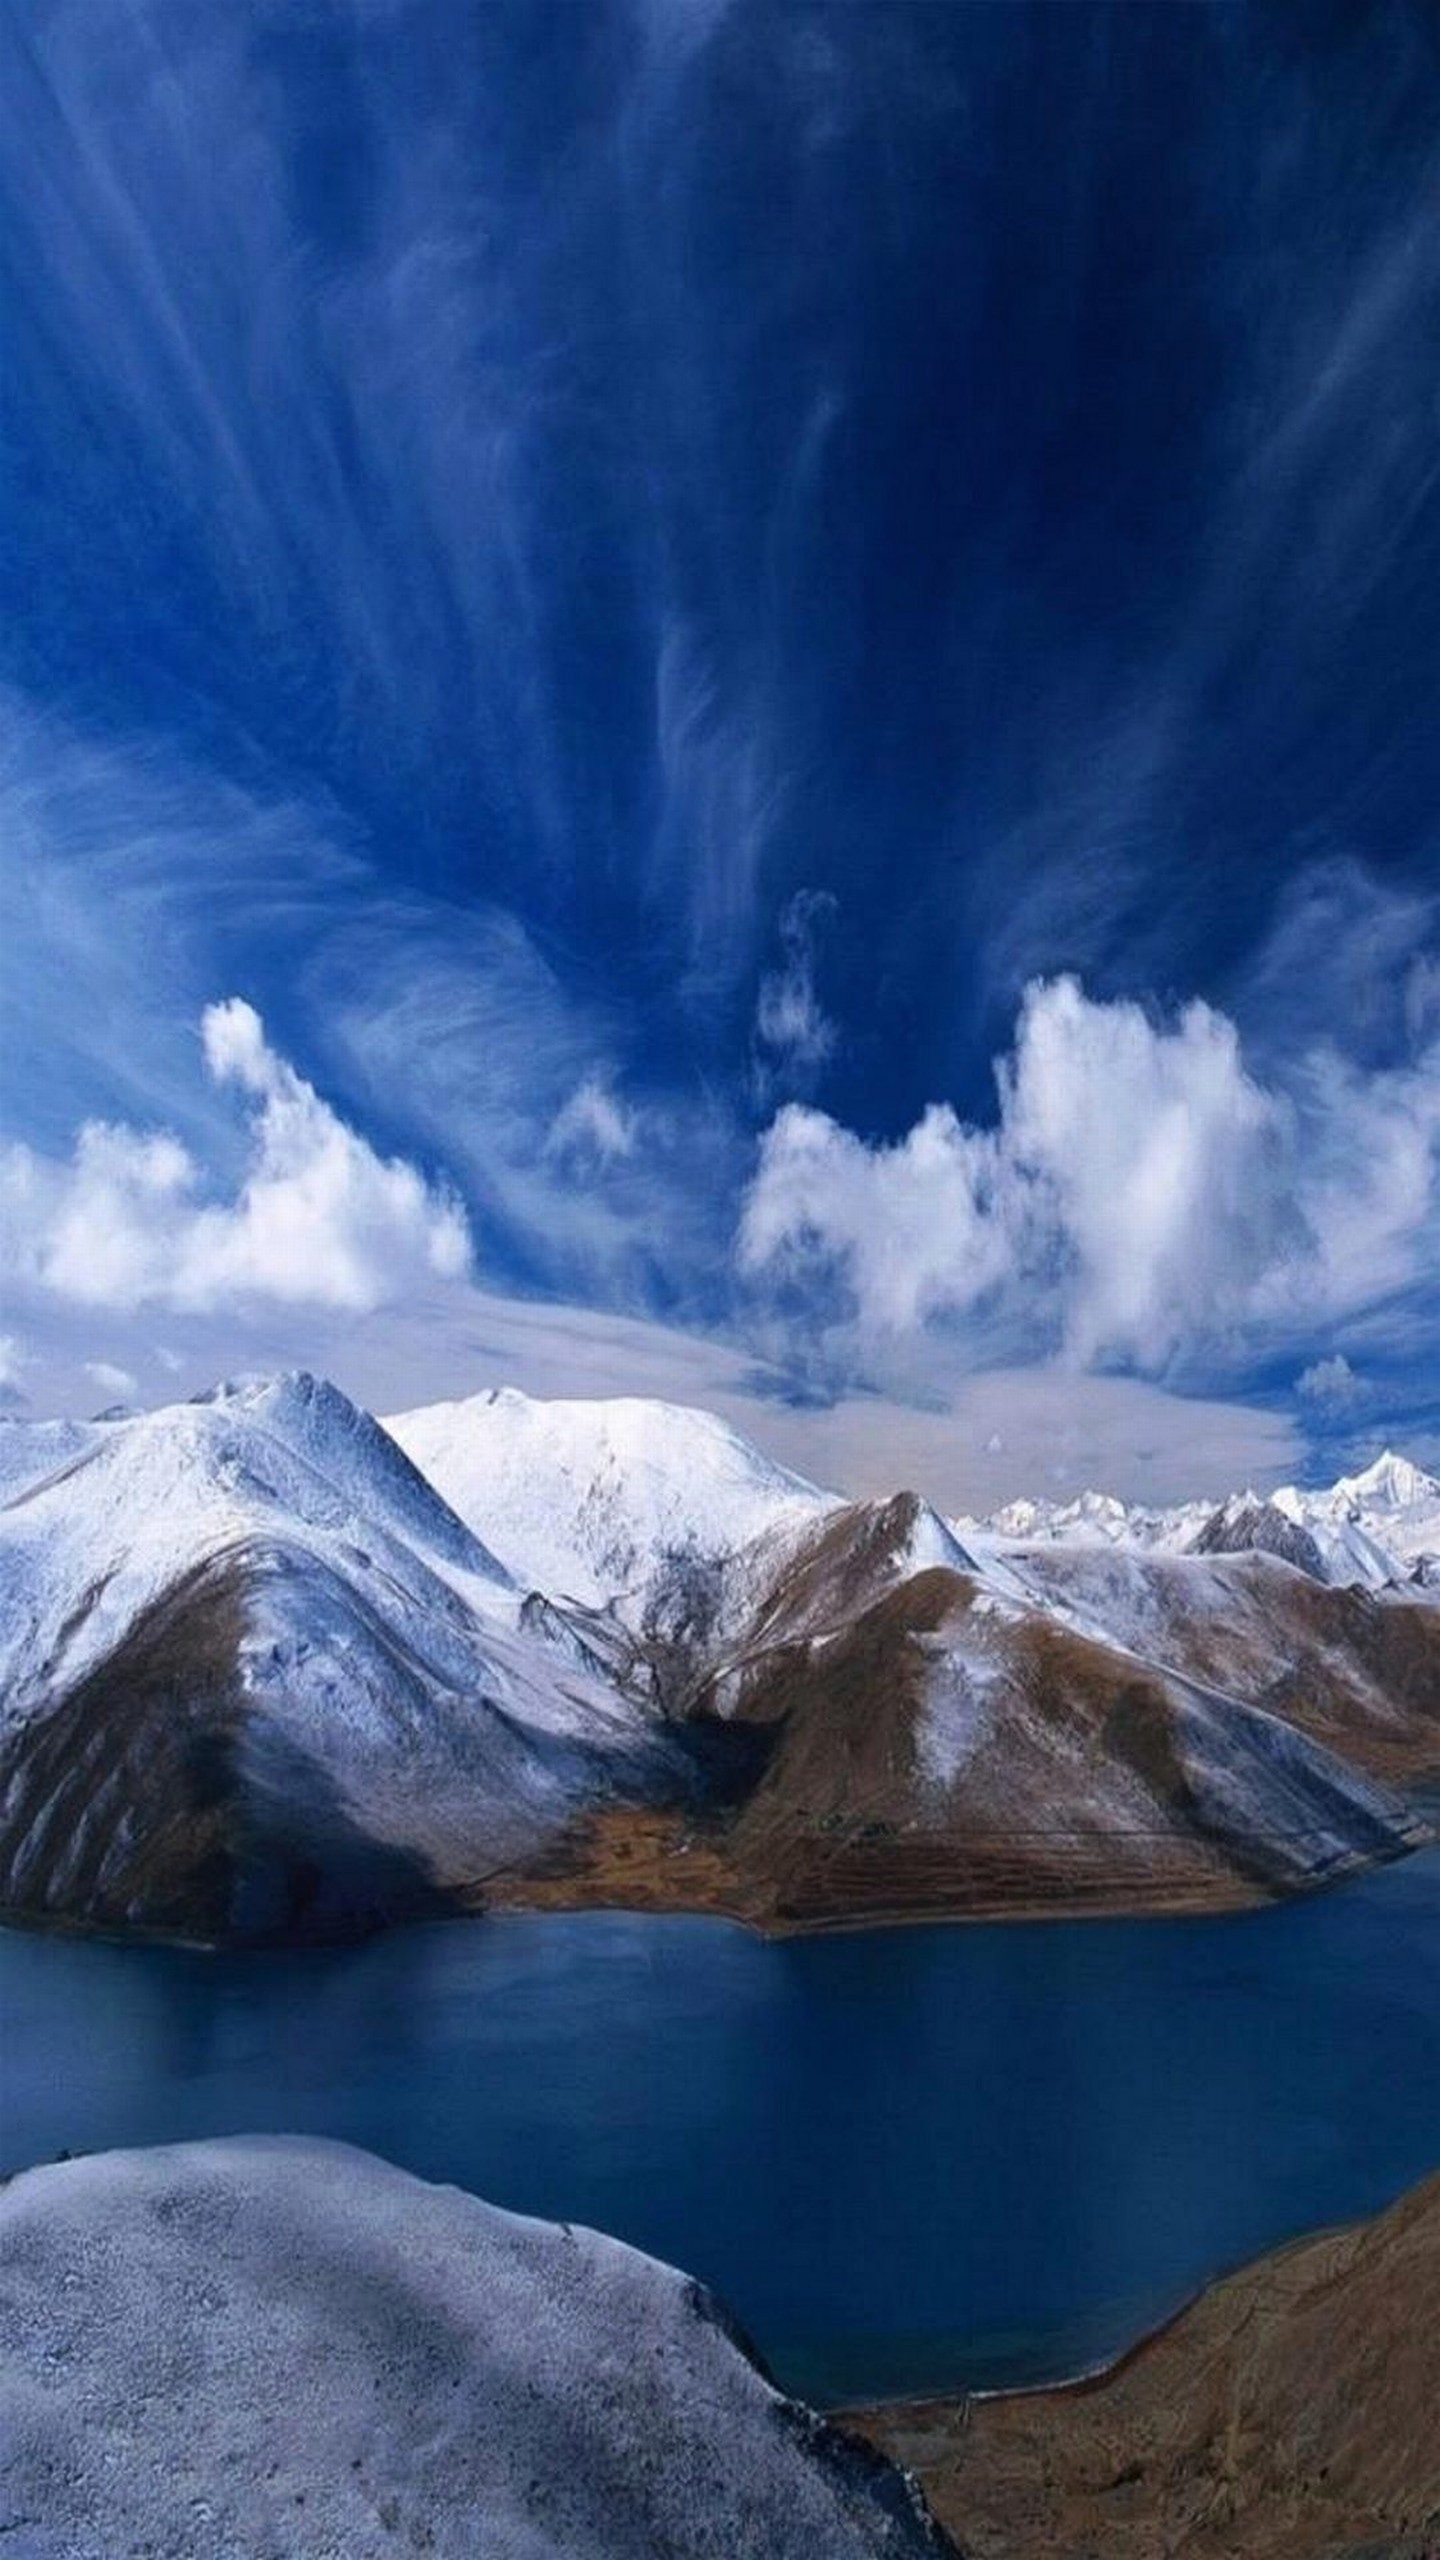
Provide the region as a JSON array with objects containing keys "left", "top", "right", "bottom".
[
  {"left": 847, "top": 2174, "right": 1440, "bottom": 2558},
  {"left": 1, "top": 1812, "right": 1432, "bottom": 1954}
]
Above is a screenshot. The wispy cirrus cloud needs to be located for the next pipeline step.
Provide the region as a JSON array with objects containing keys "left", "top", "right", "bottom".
[
  {"left": 82, "top": 1359, "right": 138, "bottom": 1403},
  {"left": 0, "top": 688, "right": 744, "bottom": 1319},
  {"left": 752, "top": 888, "right": 837, "bottom": 1097},
  {"left": 546, "top": 1075, "right": 639, "bottom": 1167},
  {"left": 5, "top": 2, "right": 1440, "bottom": 1496},
  {"left": 0, "top": 692, "right": 366, "bottom": 1155},
  {"left": 1296, "top": 1352, "right": 1363, "bottom": 1413},
  {"left": 310, "top": 897, "right": 744, "bottom": 1309}
]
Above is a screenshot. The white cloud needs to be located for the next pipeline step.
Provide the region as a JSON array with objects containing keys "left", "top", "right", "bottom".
[
  {"left": 755, "top": 970, "right": 834, "bottom": 1072},
  {"left": 1230, "top": 858, "right": 1440, "bottom": 1064},
  {"left": 313, "top": 900, "right": 740, "bottom": 1306},
  {"left": 754, "top": 889, "right": 837, "bottom": 1084},
  {"left": 1000, "top": 977, "right": 1293, "bottom": 1367},
  {"left": 83, "top": 1359, "right": 138, "bottom": 1402},
  {"left": 739, "top": 1099, "right": 1013, "bottom": 1337},
  {"left": 4, "top": 1273, "right": 1304, "bottom": 1516},
  {"left": 1296, "top": 1353, "right": 1361, "bottom": 1410},
  {"left": 1405, "top": 955, "right": 1440, "bottom": 1050},
  {"left": 545, "top": 1074, "right": 638, "bottom": 1166},
  {"left": 740, "top": 973, "right": 1440, "bottom": 1379},
  {"left": 0, "top": 1000, "right": 470, "bottom": 1316},
  {"left": 747, "top": 1363, "right": 1302, "bottom": 1515}
]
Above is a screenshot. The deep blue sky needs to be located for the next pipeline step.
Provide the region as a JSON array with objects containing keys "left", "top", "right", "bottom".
[{"left": 2, "top": 0, "right": 1439, "bottom": 1503}]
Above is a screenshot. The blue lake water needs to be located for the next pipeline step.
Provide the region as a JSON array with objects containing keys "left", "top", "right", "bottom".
[{"left": 5, "top": 1855, "right": 1440, "bottom": 2405}]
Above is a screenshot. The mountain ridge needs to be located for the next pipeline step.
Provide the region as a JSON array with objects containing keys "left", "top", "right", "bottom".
[
  {"left": 3, "top": 1372, "right": 1439, "bottom": 1945},
  {"left": 973, "top": 1443, "right": 1440, "bottom": 1590}
]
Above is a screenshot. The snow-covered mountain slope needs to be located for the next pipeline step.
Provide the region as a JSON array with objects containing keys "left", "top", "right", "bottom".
[
  {"left": 0, "top": 1376, "right": 677, "bottom": 1941},
  {"left": 993, "top": 1544, "right": 1440, "bottom": 1788},
  {"left": 724, "top": 1489, "right": 983, "bottom": 1662},
  {"left": 0, "top": 2138, "right": 953, "bottom": 2560},
  {"left": 972, "top": 1448, "right": 1440, "bottom": 1592},
  {"left": 666, "top": 1504, "right": 1433, "bottom": 1926},
  {"left": 0, "top": 1411, "right": 101, "bottom": 1506},
  {"left": 1271, "top": 1452, "right": 1440, "bottom": 1588},
  {"left": 5, "top": 1371, "right": 1440, "bottom": 1944},
  {"left": 0, "top": 1371, "right": 515, "bottom": 1720},
  {"left": 385, "top": 1384, "right": 839, "bottom": 1611}
]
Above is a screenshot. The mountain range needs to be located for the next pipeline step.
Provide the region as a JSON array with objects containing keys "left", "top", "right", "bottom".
[
  {"left": 2, "top": 1372, "right": 1439, "bottom": 1944},
  {"left": 980, "top": 1449, "right": 1440, "bottom": 1592}
]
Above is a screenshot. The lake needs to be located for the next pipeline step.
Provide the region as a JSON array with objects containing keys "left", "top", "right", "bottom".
[{"left": 5, "top": 1854, "right": 1440, "bottom": 2406}]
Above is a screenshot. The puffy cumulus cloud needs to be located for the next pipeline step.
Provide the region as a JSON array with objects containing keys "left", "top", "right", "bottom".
[
  {"left": 1000, "top": 978, "right": 1294, "bottom": 1367},
  {"left": 740, "top": 975, "right": 1440, "bottom": 1380},
  {"left": 739, "top": 1101, "right": 1012, "bottom": 1337},
  {"left": 0, "top": 1000, "right": 470, "bottom": 1316}
]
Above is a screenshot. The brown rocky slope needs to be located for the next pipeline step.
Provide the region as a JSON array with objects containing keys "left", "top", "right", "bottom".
[
  {"left": 852, "top": 2168, "right": 1440, "bottom": 2560},
  {"left": 492, "top": 1492, "right": 1440, "bottom": 1929}
]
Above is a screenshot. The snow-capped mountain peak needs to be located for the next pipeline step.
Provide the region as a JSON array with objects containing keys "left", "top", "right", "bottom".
[
  {"left": 385, "top": 1386, "right": 839, "bottom": 1610},
  {"left": 1329, "top": 1450, "right": 1440, "bottom": 1514},
  {"left": 0, "top": 1371, "right": 520, "bottom": 1727},
  {"left": 5, "top": 1371, "right": 1440, "bottom": 1948}
]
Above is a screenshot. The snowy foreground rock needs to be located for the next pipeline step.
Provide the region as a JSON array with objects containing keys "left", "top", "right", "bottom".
[{"left": 0, "top": 2136, "right": 954, "bottom": 2560}]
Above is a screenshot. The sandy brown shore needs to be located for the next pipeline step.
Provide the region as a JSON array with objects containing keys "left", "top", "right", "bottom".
[
  {"left": 480, "top": 1801, "right": 1419, "bottom": 1935},
  {"left": 848, "top": 2171, "right": 1440, "bottom": 2559}
]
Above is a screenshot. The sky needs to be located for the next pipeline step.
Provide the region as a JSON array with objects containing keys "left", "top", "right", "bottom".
[{"left": 2, "top": 0, "right": 1440, "bottom": 1510}]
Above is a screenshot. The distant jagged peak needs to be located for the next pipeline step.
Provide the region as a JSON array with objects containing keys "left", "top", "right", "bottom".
[
  {"left": 976, "top": 1442, "right": 1440, "bottom": 1594},
  {"left": 1329, "top": 1448, "right": 1440, "bottom": 1512},
  {"left": 988, "top": 1485, "right": 1143, "bottom": 1542},
  {"left": 1190, "top": 1496, "right": 1328, "bottom": 1582},
  {"left": 979, "top": 1483, "right": 1194, "bottom": 1554}
]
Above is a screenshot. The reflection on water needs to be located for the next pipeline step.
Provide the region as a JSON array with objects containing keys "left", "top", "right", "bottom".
[{"left": 5, "top": 1858, "right": 1440, "bottom": 2403}]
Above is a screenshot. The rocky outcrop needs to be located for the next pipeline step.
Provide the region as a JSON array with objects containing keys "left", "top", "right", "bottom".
[
  {"left": 0, "top": 2137, "right": 956, "bottom": 2560},
  {"left": 1191, "top": 1496, "right": 1329, "bottom": 1580},
  {"left": 853, "top": 2169, "right": 1440, "bottom": 2559}
]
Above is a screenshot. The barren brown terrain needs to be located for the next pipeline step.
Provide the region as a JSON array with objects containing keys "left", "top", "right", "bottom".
[{"left": 852, "top": 2171, "right": 1440, "bottom": 2559}]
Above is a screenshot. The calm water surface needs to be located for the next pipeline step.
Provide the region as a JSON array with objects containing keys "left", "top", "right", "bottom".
[{"left": 5, "top": 1855, "right": 1440, "bottom": 2404}]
